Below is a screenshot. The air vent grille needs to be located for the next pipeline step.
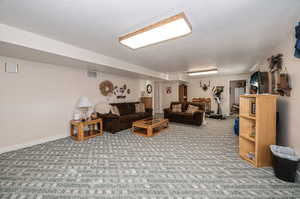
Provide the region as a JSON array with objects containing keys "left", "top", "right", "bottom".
[{"left": 87, "top": 71, "right": 97, "bottom": 79}]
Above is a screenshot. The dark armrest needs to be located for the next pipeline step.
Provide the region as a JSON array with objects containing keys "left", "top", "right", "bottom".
[
  {"left": 193, "top": 110, "right": 204, "bottom": 125},
  {"left": 96, "top": 112, "right": 120, "bottom": 133},
  {"left": 193, "top": 110, "right": 204, "bottom": 118},
  {"left": 96, "top": 113, "right": 119, "bottom": 119},
  {"left": 145, "top": 108, "right": 153, "bottom": 114},
  {"left": 164, "top": 108, "right": 172, "bottom": 119},
  {"left": 163, "top": 108, "right": 172, "bottom": 113}
]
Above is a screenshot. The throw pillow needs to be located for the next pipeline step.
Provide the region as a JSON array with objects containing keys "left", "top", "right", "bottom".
[
  {"left": 135, "top": 103, "right": 145, "bottom": 112},
  {"left": 139, "top": 103, "right": 145, "bottom": 112},
  {"left": 110, "top": 105, "right": 120, "bottom": 116},
  {"left": 172, "top": 104, "right": 182, "bottom": 112},
  {"left": 135, "top": 103, "right": 140, "bottom": 112},
  {"left": 186, "top": 105, "right": 199, "bottom": 114},
  {"left": 94, "top": 102, "right": 111, "bottom": 114}
]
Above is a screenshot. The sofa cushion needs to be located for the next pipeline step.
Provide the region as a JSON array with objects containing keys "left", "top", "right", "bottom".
[
  {"left": 170, "top": 102, "right": 181, "bottom": 109},
  {"left": 120, "top": 113, "right": 148, "bottom": 123},
  {"left": 134, "top": 112, "right": 151, "bottom": 119},
  {"left": 127, "top": 103, "right": 136, "bottom": 114},
  {"left": 113, "top": 103, "right": 130, "bottom": 116},
  {"left": 135, "top": 103, "right": 145, "bottom": 113},
  {"left": 187, "top": 102, "right": 205, "bottom": 111},
  {"left": 135, "top": 112, "right": 146, "bottom": 117},
  {"left": 186, "top": 104, "right": 199, "bottom": 114},
  {"left": 110, "top": 106, "right": 120, "bottom": 116},
  {"left": 170, "top": 102, "right": 188, "bottom": 111},
  {"left": 129, "top": 113, "right": 142, "bottom": 121},
  {"left": 119, "top": 115, "right": 130, "bottom": 123},
  {"left": 172, "top": 112, "right": 193, "bottom": 117},
  {"left": 172, "top": 104, "right": 182, "bottom": 112},
  {"left": 94, "top": 103, "right": 111, "bottom": 114}
]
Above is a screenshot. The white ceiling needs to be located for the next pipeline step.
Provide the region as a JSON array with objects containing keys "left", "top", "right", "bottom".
[{"left": 0, "top": 0, "right": 299, "bottom": 74}]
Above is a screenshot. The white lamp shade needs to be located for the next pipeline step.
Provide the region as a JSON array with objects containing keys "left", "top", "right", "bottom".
[{"left": 77, "top": 96, "right": 92, "bottom": 108}]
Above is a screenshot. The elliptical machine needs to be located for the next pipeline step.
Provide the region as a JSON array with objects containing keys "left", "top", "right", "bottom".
[{"left": 209, "top": 86, "right": 225, "bottom": 120}]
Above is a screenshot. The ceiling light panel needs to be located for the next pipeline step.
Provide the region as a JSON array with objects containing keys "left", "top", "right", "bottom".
[
  {"left": 119, "top": 13, "right": 192, "bottom": 49},
  {"left": 188, "top": 69, "right": 218, "bottom": 76}
]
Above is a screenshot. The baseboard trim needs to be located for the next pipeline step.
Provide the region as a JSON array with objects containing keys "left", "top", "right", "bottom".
[{"left": 0, "top": 134, "right": 68, "bottom": 154}]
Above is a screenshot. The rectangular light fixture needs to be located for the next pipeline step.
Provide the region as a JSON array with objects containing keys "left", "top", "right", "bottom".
[
  {"left": 119, "top": 12, "right": 192, "bottom": 49},
  {"left": 188, "top": 69, "right": 218, "bottom": 76}
]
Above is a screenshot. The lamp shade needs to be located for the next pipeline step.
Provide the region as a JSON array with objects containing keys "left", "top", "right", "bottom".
[{"left": 77, "top": 96, "right": 92, "bottom": 108}]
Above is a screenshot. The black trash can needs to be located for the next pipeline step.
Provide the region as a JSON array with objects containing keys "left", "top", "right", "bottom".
[{"left": 270, "top": 145, "right": 299, "bottom": 183}]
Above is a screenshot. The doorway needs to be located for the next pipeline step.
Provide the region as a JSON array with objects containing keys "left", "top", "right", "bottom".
[{"left": 229, "top": 80, "right": 246, "bottom": 115}]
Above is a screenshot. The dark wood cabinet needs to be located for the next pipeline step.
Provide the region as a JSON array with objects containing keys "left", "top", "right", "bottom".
[
  {"left": 140, "top": 97, "right": 152, "bottom": 109},
  {"left": 179, "top": 84, "right": 188, "bottom": 103}
]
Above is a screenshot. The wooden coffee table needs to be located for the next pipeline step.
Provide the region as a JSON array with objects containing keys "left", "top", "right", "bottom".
[{"left": 132, "top": 118, "right": 169, "bottom": 137}]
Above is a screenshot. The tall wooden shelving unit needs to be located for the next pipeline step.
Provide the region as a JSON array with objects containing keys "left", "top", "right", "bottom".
[{"left": 239, "top": 94, "right": 277, "bottom": 167}]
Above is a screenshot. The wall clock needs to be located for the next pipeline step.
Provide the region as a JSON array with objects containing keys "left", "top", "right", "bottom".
[{"left": 146, "top": 84, "right": 152, "bottom": 94}]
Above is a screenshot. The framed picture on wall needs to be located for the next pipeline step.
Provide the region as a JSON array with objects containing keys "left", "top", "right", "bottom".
[
  {"left": 146, "top": 84, "right": 152, "bottom": 94},
  {"left": 166, "top": 86, "right": 172, "bottom": 94}
]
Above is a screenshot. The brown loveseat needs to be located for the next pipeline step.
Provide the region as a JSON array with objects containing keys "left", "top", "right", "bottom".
[
  {"left": 164, "top": 102, "right": 205, "bottom": 126},
  {"left": 97, "top": 102, "right": 152, "bottom": 133}
]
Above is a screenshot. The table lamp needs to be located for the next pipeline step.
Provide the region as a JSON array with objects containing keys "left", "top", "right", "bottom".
[{"left": 77, "top": 96, "right": 92, "bottom": 121}]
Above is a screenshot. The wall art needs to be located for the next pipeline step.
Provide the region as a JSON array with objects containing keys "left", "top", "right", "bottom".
[
  {"left": 99, "top": 80, "right": 114, "bottom": 96},
  {"left": 146, "top": 84, "right": 152, "bottom": 94},
  {"left": 200, "top": 80, "right": 210, "bottom": 91},
  {"left": 113, "top": 84, "right": 129, "bottom": 99},
  {"left": 166, "top": 86, "right": 172, "bottom": 94}
]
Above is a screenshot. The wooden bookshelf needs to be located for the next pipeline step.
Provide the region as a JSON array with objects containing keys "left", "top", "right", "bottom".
[{"left": 239, "top": 94, "right": 277, "bottom": 167}]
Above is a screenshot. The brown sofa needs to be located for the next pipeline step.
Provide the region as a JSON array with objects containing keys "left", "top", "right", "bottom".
[
  {"left": 97, "top": 102, "right": 152, "bottom": 133},
  {"left": 164, "top": 102, "right": 205, "bottom": 126}
]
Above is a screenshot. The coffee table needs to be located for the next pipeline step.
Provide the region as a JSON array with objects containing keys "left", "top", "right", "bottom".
[{"left": 132, "top": 118, "right": 169, "bottom": 137}]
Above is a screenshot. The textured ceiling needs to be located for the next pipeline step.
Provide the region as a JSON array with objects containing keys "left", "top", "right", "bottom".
[{"left": 0, "top": 0, "right": 299, "bottom": 73}]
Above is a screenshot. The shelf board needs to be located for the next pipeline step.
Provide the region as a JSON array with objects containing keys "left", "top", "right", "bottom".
[
  {"left": 240, "top": 114, "right": 256, "bottom": 120},
  {"left": 71, "top": 130, "right": 103, "bottom": 141},
  {"left": 240, "top": 94, "right": 258, "bottom": 98},
  {"left": 240, "top": 153, "right": 256, "bottom": 166},
  {"left": 240, "top": 134, "right": 255, "bottom": 143}
]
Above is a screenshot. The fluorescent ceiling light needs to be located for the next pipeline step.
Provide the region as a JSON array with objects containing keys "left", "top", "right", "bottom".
[
  {"left": 119, "top": 12, "right": 192, "bottom": 49},
  {"left": 188, "top": 69, "right": 218, "bottom": 76}
]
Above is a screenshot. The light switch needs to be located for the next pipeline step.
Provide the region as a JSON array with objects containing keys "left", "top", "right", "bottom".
[{"left": 5, "top": 62, "right": 19, "bottom": 73}]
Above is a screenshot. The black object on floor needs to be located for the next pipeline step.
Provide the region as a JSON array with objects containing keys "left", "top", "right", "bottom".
[
  {"left": 271, "top": 146, "right": 299, "bottom": 183},
  {"left": 208, "top": 114, "right": 226, "bottom": 120}
]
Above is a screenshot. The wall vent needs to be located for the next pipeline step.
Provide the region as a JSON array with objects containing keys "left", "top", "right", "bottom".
[
  {"left": 5, "top": 62, "right": 19, "bottom": 73},
  {"left": 87, "top": 71, "right": 97, "bottom": 79}
]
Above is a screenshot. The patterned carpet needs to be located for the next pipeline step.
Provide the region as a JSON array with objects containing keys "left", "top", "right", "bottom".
[{"left": 0, "top": 118, "right": 299, "bottom": 199}]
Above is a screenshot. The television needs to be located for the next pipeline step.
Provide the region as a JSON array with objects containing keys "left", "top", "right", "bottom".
[{"left": 250, "top": 71, "right": 269, "bottom": 94}]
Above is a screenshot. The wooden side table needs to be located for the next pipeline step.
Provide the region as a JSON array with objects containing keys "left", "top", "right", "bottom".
[{"left": 70, "top": 118, "right": 103, "bottom": 141}]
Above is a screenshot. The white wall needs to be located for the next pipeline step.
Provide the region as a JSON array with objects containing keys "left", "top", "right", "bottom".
[
  {"left": 187, "top": 74, "right": 250, "bottom": 115},
  {"left": 161, "top": 81, "right": 179, "bottom": 109},
  {"left": 0, "top": 56, "right": 142, "bottom": 152},
  {"left": 256, "top": 24, "right": 300, "bottom": 153},
  {"left": 153, "top": 81, "right": 162, "bottom": 113}
]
